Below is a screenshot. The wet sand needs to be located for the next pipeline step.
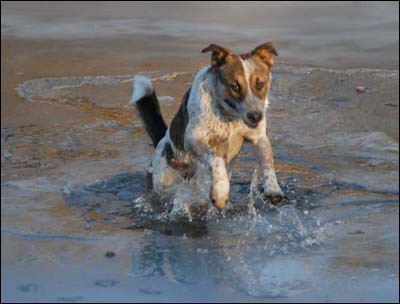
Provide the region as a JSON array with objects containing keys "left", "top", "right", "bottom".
[{"left": 1, "top": 2, "right": 399, "bottom": 302}]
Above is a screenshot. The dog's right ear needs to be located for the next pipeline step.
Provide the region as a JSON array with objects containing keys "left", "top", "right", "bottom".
[
  {"left": 201, "top": 44, "right": 232, "bottom": 67},
  {"left": 251, "top": 42, "right": 278, "bottom": 68}
]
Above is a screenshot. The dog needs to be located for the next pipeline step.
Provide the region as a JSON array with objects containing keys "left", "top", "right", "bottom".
[{"left": 129, "top": 42, "right": 284, "bottom": 212}]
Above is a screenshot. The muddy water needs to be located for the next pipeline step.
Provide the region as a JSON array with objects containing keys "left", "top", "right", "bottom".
[{"left": 2, "top": 2, "right": 399, "bottom": 302}]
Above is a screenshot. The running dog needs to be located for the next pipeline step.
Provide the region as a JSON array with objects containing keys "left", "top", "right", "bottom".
[{"left": 129, "top": 42, "right": 284, "bottom": 211}]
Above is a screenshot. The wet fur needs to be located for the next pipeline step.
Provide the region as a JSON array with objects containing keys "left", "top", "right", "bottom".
[{"left": 131, "top": 42, "right": 284, "bottom": 211}]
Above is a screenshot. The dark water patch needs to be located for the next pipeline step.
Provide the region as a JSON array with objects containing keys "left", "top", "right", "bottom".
[
  {"left": 105, "top": 251, "right": 116, "bottom": 258},
  {"left": 94, "top": 279, "right": 119, "bottom": 287},
  {"left": 274, "top": 155, "right": 308, "bottom": 164},
  {"left": 17, "top": 283, "right": 39, "bottom": 293},
  {"left": 308, "top": 166, "right": 323, "bottom": 172},
  {"left": 126, "top": 220, "right": 209, "bottom": 238},
  {"left": 138, "top": 288, "right": 162, "bottom": 295},
  {"left": 348, "top": 229, "right": 365, "bottom": 235},
  {"left": 63, "top": 172, "right": 148, "bottom": 227},
  {"left": 80, "top": 172, "right": 146, "bottom": 197}
]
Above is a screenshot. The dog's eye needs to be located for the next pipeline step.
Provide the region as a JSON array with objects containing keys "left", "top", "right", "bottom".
[
  {"left": 256, "top": 79, "right": 265, "bottom": 91},
  {"left": 230, "top": 83, "right": 240, "bottom": 93}
]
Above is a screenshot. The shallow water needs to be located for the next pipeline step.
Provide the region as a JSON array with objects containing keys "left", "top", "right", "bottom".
[{"left": 2, "top": 2, "right": 399, "bottom": 302}]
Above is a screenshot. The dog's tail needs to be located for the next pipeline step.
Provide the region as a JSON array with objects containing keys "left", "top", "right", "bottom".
[{"left": 128, "top": 75, "right": 167, "bottom": 148}]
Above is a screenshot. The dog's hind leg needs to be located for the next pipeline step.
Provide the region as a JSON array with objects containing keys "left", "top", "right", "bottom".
[{"left": 151, "top": 138, "right": 179, "bottom": 193}]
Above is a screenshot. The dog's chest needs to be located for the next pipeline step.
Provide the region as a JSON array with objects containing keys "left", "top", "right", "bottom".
[{"left": 204, "top": 120, "right": 244, "bottom": 163}]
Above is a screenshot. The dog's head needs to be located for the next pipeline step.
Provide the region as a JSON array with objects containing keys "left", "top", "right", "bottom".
[{"left": 202, "top": 42, "right": 277, "bottom": 128}]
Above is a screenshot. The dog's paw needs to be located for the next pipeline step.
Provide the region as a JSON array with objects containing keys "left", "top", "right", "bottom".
[
  {"left": 260, "top": 182, "right": 285, "bottom": 205},
  {"left": 263, "top": 191, "right": 285, "bottom": 204},
  {"left": 211, "top": 180, "right": 229, "bottom": 210}
]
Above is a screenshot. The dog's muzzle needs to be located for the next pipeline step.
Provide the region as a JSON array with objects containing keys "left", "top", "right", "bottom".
[{"left": 245, "top": 110, "right": 263, "bottom": 128}]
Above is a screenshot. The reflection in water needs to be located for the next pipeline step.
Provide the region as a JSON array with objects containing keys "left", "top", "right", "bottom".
[
  {"left": 60, "top": 157, "right": 398, "bottom": 298},
  {"left": 62, "top": 169, "right": 329, "bottom": 297},
  {"left": 127, "top": 208, "right": 316, "bottom": 297}
]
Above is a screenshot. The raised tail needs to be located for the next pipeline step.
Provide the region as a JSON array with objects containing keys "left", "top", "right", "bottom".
[{"left": 128, "top": 75, "right": 167, "bottom": 148}]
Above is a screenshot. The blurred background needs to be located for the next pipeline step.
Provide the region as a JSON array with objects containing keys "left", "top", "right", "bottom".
[{"left": 2, "top": 1, "right": 399, "bottom": 69}]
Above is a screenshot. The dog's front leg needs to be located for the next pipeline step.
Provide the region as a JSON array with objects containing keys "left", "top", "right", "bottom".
[
  {"left": 208, "top": 154, "right": 230, "bottom": 210},
  {"left": 188, "top": 132, "right": 229, "bottom": 210},
  {"left": 253, "top": 134, "right": 284, "bottom": 204}
]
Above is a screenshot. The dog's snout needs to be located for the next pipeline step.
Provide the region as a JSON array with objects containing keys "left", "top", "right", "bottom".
[{"left": 246, "top": 111, "right": 262, "bottom": 124}]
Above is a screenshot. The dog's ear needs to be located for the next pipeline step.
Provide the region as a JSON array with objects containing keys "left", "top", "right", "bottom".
[
  {"left": 201, "top": 44, "right": 232, "bottom": 67},
  {"left": 251, "top": 42, "right": 278, "bottom": 68}
]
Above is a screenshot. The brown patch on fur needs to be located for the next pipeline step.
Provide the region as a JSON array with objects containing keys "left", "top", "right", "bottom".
[
  {"left": 208, "top": 134, "right": 245, "bottom": 164},
  {"left": 251, "top": 42, "right": 278, "bottom": 68},
  {"left": 170, "top": 88, "right": 190, "bottom": 150},
  {"left": 201, "top": 44, "right": 233, "bottom": 67},
  {"left": 226, "top": 134, "right": 244, "bottom": 163},
  {"left": 246, "top": 56, "right": 271, "bottom": 100},
  {"left": 162, "top": 142, "right": 195, "bottom": 180},
  {"left": 215, "top": 54, "right": 248, "bottom": 102},
  {"left": 208, "top": 135, "right": 229, "bottom": 162}
]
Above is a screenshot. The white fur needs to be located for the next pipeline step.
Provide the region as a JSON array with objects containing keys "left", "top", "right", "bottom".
[
  {"left": 241, "top": 58, "right": 255, "bottom": 98},
  {"left": 241, "top": 58, "right": 270, "bottom": 108},
  {"left": 187, "top": 66, "right": 212, "bottom": 119},
  {"left": 129, "top": 75, "right": 153, "bottom": 104}
]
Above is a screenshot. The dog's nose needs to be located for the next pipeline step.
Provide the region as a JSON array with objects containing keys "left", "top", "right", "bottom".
[{"left": 246, "top": 111, "right": 262, "bottom": 124}]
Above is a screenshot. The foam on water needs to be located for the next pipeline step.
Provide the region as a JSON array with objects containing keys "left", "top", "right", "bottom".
[{"left": 16, "top": 72, "right": 189, "bottom": 104}]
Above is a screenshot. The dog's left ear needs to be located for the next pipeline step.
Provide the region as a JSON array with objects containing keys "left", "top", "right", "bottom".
[
  {"left": 251, "top": 42, "right": 278, "bottom": 68},
  {"left": 201, "top": 44, "right": 232, "bottom": 67}
]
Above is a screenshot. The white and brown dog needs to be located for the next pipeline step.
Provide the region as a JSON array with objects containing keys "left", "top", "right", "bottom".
[{"left": 129, "top": 42, "right": 284, "bottom": 212}]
